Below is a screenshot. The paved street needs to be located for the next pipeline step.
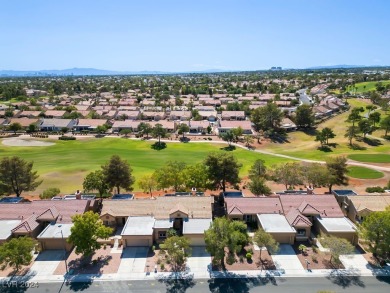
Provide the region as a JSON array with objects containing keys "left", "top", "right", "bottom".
[{"left": 15, "top": 276, "right": 390, "bottom": 293}]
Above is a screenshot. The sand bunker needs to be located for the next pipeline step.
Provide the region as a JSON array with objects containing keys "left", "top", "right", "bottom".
[{"left": 2, "top": 138, "right": 55, "bottom": 147}]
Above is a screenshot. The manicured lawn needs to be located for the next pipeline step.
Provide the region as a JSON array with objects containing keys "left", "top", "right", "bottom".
[
  {"left": 262, "top": 98, "right": 390, "bottom": 160},
  {"left": 346, "top": 80, "right": 390, "bottom": 93},
  {"left": 348, "top": 154, "right": 390, "bottom": 163},
  {"left": 347, "top": 166, "right": 384, "bottom": 179},
  {"left": 0, "top": 138, "right": 289, "bottom": 194}
]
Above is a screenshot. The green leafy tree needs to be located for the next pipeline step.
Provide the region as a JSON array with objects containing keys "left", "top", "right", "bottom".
[
  {"left": 96, "top": 125, "right": 107, "bottom": 134},
  {"left": 204, "top": 152, "right": 242, "bottom": 192},
  {"left": 243, "top": 135, "right": 254, "bottom": 147},
  {"left": 295, "top": 104, "right": 315, "bottom": 128},
  {"left": 358, "top": 119, "right": 372, "bottom": 138},
  {"left": 205, "top": 217, "right": 248, "bottom": 269},
  {"left": 0, "top": 156, "right": 42, "bottom": 197},
  {"left": 315, "top": 131, "right": 326, "bottom": 147},
  {"left": 380, "top": 115, "right": 390, "bottom": 136},
  {"left": 368, "top": 112, "right": 381, "bottom": 127},
  {"left": 325, "top": 156, "right": 349, "bottom": 193},
  {"left": 153, "top": 161, "right": 187, "bottom": 191},
  {"left": 248, "top": 177, "right": 271, "bottom": 196},
  {"left": 183, "top": 163, "right": 210, "bottom": 191},
  {"left": 152, "top": 123, "right": 167, "bottom": 146},
  {"left": 321, "top": 235, "right": 354, "bottom": 264},
  {"left": 359, "top": 207, "right": 390, "bottom": 260},
  {"left": 101, "top": 155, "right": 135, "bottom": 194},
  {"left": 68, "top": 211, "right": 113, "bottom": 258},
  {"left": 27, "top": 123, "right": 37, "bottom": 133},
  {"left": 160, "top": 235, "right": 191, "bottom": 271},
  {"left": 219, "top": 131, "right": 235, "bottom": 146},
  {"left": 347, "top": 107, "right": 364, "bottom": 126},
  {"left": 177, "top": 123, "right": 190, "bottom": 139},
  {"left": 138, "top": 122, "right": 152, "bottom": 138},
  {"left": 231, "top": 127, "right": 243, "bottom": 142},
  {"left": 253, "top": 228, "right": 279, "bottom": 264},
  {"left": 272, "top": 162, "right": 303, "bottom": 189},
  {"left": 0, "top": 237, "right": 36, "bottom": 272},
  {"left": 301, "top": 163, "right": 330, "bottom": 188},
  {"left": 344, "top": 125, "right": 360, "bottom": 145},
  {"left": 83, "top": 170, "right": 109, "bottom": 200},
  {"left": 321, "top": 127, "right": 336, "bottom": 145},
  {"left": 120, "top": 128, "right": 131, "bottom": 137},
  {"left": 251, "top": 103, "right": 283, "bottom": 132},
  {"left": 138, "top": 175, "right": 158, "bottom": 197},
  {"left": 39, "top": 187, "right": 60, "bottom": 199},
  {"left": 249, "top": 159, "right": 267, "bottom": 179},
  {"left": 8, "top": 122, "right": 22, "bottom": 134}
]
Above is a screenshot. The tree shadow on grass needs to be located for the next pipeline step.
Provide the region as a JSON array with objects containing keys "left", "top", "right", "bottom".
[
  {"left": 269, "top": 133, "right": 290, "bottom": 144},
  {"left": 151, "top": 142, "right": 167, "bottom": 150},
  {"left": 348, "top": 143, "right": 367, "bottom": 150},
  {"left": 220, "top": 145, "right": 236, "bottom": 151},
  {"left": 301, "top": 128, "right": 317, "bottom": 136},
  {"left": 317, "top": 145, "right": 333, "bottom": 152},
  {"left": 363, "top": 137, "right": 383, "bottom": 146}
]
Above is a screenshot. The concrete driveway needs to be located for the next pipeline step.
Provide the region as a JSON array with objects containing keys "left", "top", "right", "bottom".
[
  {"left": 117, "top": 246, "right": 148, "bottom": 275},
  {"left": 271, "top": 244, "right": 305, "bottom": 275},
  {"left": 340, "top": 252, "right": 373, "bottom": 274},
  {"left": 186, "top": 246, "right": 211, "bottom": 277},
  {"left": 30, "top": 250, "right": 65, "bottom": 276}
]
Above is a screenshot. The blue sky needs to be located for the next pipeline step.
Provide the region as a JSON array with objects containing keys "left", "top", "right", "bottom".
[{"left": 1, "top": 0, "right": 389, "bottom": 72}]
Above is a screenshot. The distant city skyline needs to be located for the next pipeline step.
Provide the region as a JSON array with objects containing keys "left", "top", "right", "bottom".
[{"left": 1, "top": 0, "right": 389, "bottom": 72}]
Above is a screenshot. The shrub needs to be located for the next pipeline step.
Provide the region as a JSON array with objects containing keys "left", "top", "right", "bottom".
[
  {"left": 312, "top": 246, "right": 318, "bottom": 254},
  {"left": 239, "top": 255, "right": 244, "bottom": 263},
  {"left": 152, "top": 245, "right": 156, "bottom": 252},
  {"left": 246, "top": 252, "right": 252, "bottom": 260},
  {"left": 39, "top": 187, "right": 60, "bottom": 199},
  {"left": 311, "top": 255, "right": 318, "bottom": 263},
  {"left": 365, "top": 186, "right": 385, "bottom": 193},
  {"left": 299, "top": 244, "right": 307, "bottom": 254},
  {"left": 58, "top": 136, "right": 76, "bottom": 140},
  {"left": 160, "top": 263, "right": 165, "bottom": 270}
]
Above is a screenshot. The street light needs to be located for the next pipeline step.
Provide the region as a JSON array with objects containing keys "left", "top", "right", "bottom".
[{"left": 56, "top": 227, "right": 69, "bottom": 274}]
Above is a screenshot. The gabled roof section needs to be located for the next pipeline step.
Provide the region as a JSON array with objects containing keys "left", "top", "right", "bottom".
[
  {"left": 286, "top": 209, "right": 312, "bottom": 227},
  {"left": 169, "top": 204, "right": 189, "bottom": 216},
  {"left": 298, "top": 201, "right": 321, "bottom": 215},
  {"left": 36, "top": 206, "right": 59, "bottom": 221},
  {"left": 228, "top": 205, "right": 244, "bottom": 215},
  {"left": 11, "top": 215, "right": 39, "bottom": 234}
]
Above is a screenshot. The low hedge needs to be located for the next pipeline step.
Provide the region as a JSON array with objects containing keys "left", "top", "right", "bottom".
[{"left": 58, "top": 136, "right": 76, "bottom": 141}]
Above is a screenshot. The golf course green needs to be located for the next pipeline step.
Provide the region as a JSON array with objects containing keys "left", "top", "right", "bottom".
[
  {"left": 347, "top": 166, "right": 384, "bottom": 179},
  {"left": 0, "top": 137, "right": 289, "bottom": 194},
  {"left": 348, "top": 154, "right": 390, "bottom": 163}
]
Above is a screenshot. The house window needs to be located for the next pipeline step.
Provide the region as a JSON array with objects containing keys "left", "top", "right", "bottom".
[
  {"left": 159, "top": 232, "right": 166, "bottom": 239},
  {"left": 297, "top": 229, "right": 306, "bottom": 236}
]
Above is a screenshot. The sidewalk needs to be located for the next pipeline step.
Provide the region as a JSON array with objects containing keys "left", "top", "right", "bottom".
[{"left": 1, "top": 264, "right": 389, "bottom": 284}]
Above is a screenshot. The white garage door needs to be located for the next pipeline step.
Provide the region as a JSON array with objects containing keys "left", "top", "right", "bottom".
[
  {"left": 124, "top": 237, "right": 151, "bottom": 247},
  {"left": 188, "top": 235, "right": 206, "bottom": 246}
]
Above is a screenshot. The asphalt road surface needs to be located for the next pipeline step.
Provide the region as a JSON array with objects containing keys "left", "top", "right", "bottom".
[{"left": 4, "top": 276, "right": 389, "bottom": 293}]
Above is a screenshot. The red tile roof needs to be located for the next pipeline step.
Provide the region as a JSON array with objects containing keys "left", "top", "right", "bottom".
[
  {"left": 279, "top": 195, "right": 344, "bottom": 218},
  {"left": 225, "top": 197, "right": 283, "bottom": 215}
]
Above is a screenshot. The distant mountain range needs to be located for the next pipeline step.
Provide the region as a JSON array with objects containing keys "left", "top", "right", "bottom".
[
  {"left": 0, "top": 65, "right": 387, "bottom": 77},
  {"left": 0, "top": 67, "right": 227, "bottom": 77}
]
